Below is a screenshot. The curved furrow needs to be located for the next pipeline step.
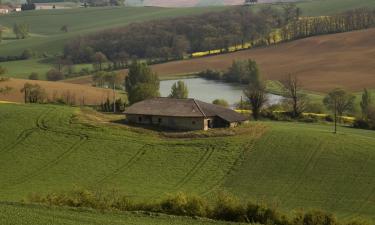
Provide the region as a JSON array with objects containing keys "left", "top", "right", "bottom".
[
  {"left": 95, "top": 144, "right": 149, "bottom": 185},
  {"left": 200, "top": 140, "right": 256, "bottom": 196},
  {"left": 173, "top": 145, "right": 216, "bottom": 191}
]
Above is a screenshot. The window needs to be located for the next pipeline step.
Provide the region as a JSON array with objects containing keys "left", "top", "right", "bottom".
[
  {"left": 138, "top": 117, "right": 142, "bottom": 122},
  {"left": 158, "top": 118, "right": 162, "bottom": 123},
  {"left": 192, "top": 121, "right": 196, "bottom": 125}
]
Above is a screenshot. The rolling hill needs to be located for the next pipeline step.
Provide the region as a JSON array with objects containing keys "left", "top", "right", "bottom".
[
  {"left": 65, "top": 28, "right": 375, "bottom": 93},
  {"left": 1, "top": 103, "right": 375, "bottom": 220}
]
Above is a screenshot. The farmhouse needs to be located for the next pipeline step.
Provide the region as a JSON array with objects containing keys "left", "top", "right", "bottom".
[
  {"left": 0, "top": 6, "right": 10, "bottom": 14},
  {"left": 124, "top": 98, "right": 248, "bottom": 131}
]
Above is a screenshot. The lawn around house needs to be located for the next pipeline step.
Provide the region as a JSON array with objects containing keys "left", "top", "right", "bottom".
[{"left": 0, "top": 103, "right": 375, "bottom": 221}]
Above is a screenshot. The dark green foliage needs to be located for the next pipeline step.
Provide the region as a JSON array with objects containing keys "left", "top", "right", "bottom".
[
  {"left": 225, "top": 59, "right": 260, "bottom": 85},
  {"left": 197, "top": 69, "right": 223, "bottom": 80},
  {"left": 169, "top": 80, "right": 189, "bottom": 99},
  {"left": 100, "top": 98, "right": 127, "bottom": 112},
  {"left": 360, "top": 88, "right": 372, "bottom": 120},
  {"left": 211, "top": 192, "right": 246, "bottom": 222},
  {"left": 13, "top": 23, "right": 30, "bottom": 39},
  {"left": 21, "top": 49, "right": 34, "bottom": 59},
  {"left": 212, "top": 99, "right": 229, "bottom": 107},
  {"left": 28, "top": 72, "right": 39, "bottom": 80},
  {"left": 27, "top": 189, "right": 367, "bottom": 225},
  {"left": 125, "top": 61, "right": 160, "bottom": 104},
  {"left": 160, "top": 192, "right": 208, "bottom": 217},
  {"left": 64, "top": 8, "right": 283, "bottom": 63},
  {"left": 46, "top": 68, "right": 65, "bottom": 81}
]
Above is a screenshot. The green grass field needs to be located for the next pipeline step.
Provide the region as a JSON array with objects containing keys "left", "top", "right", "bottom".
[
  {"left": 0, "top": 202, "right": 240, "bottom": 225},
  {"left": 1, "top": 103, "right": 375, "bottom": 222}
]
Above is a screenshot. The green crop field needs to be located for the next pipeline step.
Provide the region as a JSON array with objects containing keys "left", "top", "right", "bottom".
[
  {"left": 0, "top": 202, "right": 239, "bottom": 225},
  {"left": 1, "top": 103, "right": 375, "bottom": 222}
]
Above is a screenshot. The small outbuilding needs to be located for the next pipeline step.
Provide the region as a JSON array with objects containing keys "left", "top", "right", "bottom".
[{"left": 124, "top": 98, "right": 248, "bottom": 131}]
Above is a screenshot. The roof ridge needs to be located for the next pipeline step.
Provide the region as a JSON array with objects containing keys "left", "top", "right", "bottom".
[{"left": 193, "top": 99, "right": 207, "bottom": 118}]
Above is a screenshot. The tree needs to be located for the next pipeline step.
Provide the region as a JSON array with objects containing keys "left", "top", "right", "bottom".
[
  {"left": 169, "top": 80, "right": 189, "bottom": 99},
  {"left": 20, "top": 83, "right": 47, "bottom": 103},
  {"left": 323, "top": 88, "right": 356, "bottom": 133},
  {"left": 46, "top": 69, "right": 65, "bottom": 81},
  {"left": 212, "top": 99, "right": 229, "bottom": 107},
  {"left": 60, "top": 25, "right": 68, "bottom": 33},
  {"left": 125, "top": 61, "right": 160, "bottom": 104},
  {"left": 21, "top": 49, "right": 33, "bottom": 59},
  {"left": 105, "top": 72, "right": 123, "bottom": 112},
  {"left": 92, "top": 52, "right": 107, "bottom": 71},
  {"left": 13, "top": 23, "right": 30, "bottom": 39},
  {"left": 244, "top": 82, "right": 267, "bottom": 120},
  {"left": 360, "top": 88, "right": 372, "bottom": 121},
  {"left": 282, "top": 74, "right": 308, "bottom": 118},
  {"left": 225, "top": 59, "right": 261, "bottom": 85},
  {"left": 29, "top": 72, "right": 39, "bottom": 80},
  {"left": 0, "top": 28, "right": 3, "bottom": 43}
]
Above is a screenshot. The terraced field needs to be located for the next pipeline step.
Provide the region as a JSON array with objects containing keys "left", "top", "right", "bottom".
[{"left": 1, "top": 103, "right": 375, "bottom": 221}]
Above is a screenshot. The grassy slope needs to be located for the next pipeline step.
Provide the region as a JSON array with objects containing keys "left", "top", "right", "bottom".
[
  {"left": 1, "top": 103, "right": 375, "bottom": 221},
  {"left": 0, "top": 202, "right": 239, "bottom": 225}
]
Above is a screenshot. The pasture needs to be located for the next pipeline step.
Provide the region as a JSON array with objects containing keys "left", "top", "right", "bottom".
[{"left": 0, "top": 103, "right": 375, "bottom": 220}]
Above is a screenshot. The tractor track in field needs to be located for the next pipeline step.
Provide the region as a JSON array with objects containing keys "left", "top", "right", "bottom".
[
  {"left": 2, "top": 107, "right": 90, "bottom": 189},
  {"left": 200, "top": 140, "right": 256, "bottom": 196},
  {"left": 96, "top": 144, "right": 149, "bottom": 185},
  {"left": 0, "top": 109, "right": 51, "bottom": 154},
  {"left": 173, "top": 144, "right": 216, "bottom": 191},
  {"left": 280, "top": 141, "right": 325, "bottom": 202}
]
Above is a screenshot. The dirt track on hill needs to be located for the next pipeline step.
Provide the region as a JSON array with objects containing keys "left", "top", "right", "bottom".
[
  {"left": 65, "top": 29, "right": 375, "bottom": 92},
  {"left": 0, "top": 78, "right": 112, "bottom": 105}
]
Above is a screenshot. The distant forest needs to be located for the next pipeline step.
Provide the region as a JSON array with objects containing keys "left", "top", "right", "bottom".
[{"left": 63, "top": 6, "right": 375, "bottom": 66}]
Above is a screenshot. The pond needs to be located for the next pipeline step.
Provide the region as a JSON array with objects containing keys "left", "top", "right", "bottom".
[{"left": 160, "top": 77, "right": 283, "bottom": 107}]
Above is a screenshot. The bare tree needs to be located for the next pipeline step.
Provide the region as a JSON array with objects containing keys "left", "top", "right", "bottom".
[
  {"left": 244, "top": 82, "right": 267, "bottom": 120},
  {"left": 282, "top": 74, "right": 308, "bottom": 118}
]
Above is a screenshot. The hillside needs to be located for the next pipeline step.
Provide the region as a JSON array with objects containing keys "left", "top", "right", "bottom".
[
  {"left": 0, "top": 78, "right": 113, "bottom": 105},
  {"left": 1, "top": 103, "right": 375, "bottom": 220},
  {"left": 65, "top": 28, "right": 375, "bottom": 93},
  {"left": 0, "top": 6, "right": 227, "bottom": 56}
]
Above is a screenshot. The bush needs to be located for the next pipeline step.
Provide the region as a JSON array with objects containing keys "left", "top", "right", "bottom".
[
  {"left": 46, "top": 69, "right": 65, "bottom": 81},
  {"left": 299, "top": 210, "right": 338, "bottom": 225},
  {"left": 197, "top": 69, "right": 223, "bottom": 80},
  {"left": 298, "top": 115, "right": 319, "bottom": 123},
  {"left": 247, "top": 202, "right": 288, "bottom": 225},
  {"left": 22, "top": 49, "right": 34, "bottom": 59},
  {"left": 160, "top": 192, "right": 209, "bottom": 217},
  {"left": 212, "top": 99, "right": 229, "bottom": 107},
  {"left": 212, "top": 192, "right": 246, "bottom": 222},
  {"left": 306, "top": 102, "right": 325, "bottom": 114},
  {"left": 28, "top": 72, "right": 39, "bottom": 80}
]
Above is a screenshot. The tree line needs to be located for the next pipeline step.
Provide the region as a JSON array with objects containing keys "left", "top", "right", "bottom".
[
  {"left": 63, "top": 5, "right": 292, "bottom": 64},
  {"left": 63, "top": 6, "right": 375, "bottom": 67}
]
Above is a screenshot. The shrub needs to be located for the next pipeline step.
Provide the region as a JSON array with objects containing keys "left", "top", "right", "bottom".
[
  {"left": 300, "top": 210, "right": 338, "bottom": 225},
  {"left": 306, "top": 102, "right": 325, "bottom": 114},
  {"left": 160, "top": 192, "right": 209, "bottom": 217},
  {"left": 353, "top": 119, "right": 370, "bottom": 129},
  {"left": 28, "top": 72, "right": 39, "bottom": 80},
  {"left": 197, "top": 69, "right": 223, "bottom": 80},
  {"left": 212, "top": 99, "right": 229, "bottom": 107},
  {"left": 246, "top": 202, "right": 287, "bottom": 225},
  {"left": 46, "top": 69, "right": 65, "bottom": 81},
  {"left": 212, "top": 192, "right": 246, "bottom": 222}
]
